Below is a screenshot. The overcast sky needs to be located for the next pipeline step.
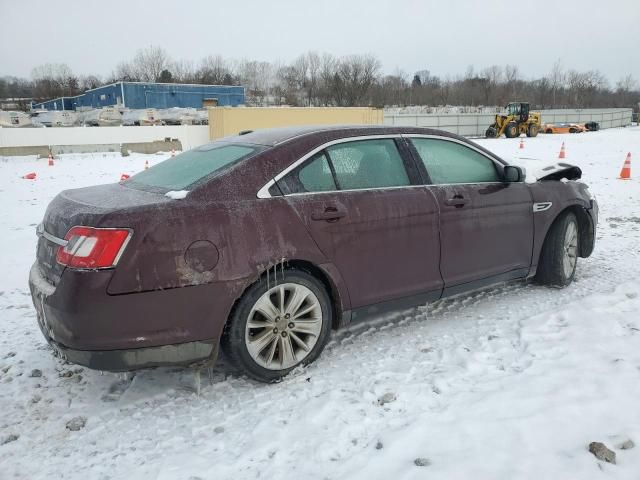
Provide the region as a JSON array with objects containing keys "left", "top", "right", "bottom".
[{"left": 1, "top": 0, "right": 638, "bottom": 83}]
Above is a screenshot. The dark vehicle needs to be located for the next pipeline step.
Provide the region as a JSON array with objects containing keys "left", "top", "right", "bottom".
[
  {"left": 584, "top": 121, "right": 600, "bottom": 131},
  {"left": 29, "top": 126, "right": 598, "bottom": 382}
]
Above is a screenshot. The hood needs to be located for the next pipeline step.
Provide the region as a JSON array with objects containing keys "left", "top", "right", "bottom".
[{"left": 533, "top": 162, "right": 582, "bottom": 182}]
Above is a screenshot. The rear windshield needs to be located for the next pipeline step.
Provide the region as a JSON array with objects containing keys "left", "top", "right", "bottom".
[{"left": 127, "top": 143, "right": 264, "bottom": 191}]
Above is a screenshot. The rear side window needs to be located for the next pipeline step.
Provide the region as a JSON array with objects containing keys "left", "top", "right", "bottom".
[
  {"left": 298, "top": 153, "right": 337, "bottom": 192},
  {"left": 411, "top": 138, "right": 500, "bottom": 184},
  {"left": 128, "top": 143, "right": 263, "bottom": 191},
  {"left": 327, "top": 139, "right": 409, "bottom": 190}
]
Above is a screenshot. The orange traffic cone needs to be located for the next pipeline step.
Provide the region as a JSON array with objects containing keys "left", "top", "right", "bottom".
[
  {"left": 171, "top": 148, "right": 176, "bottom": 157},
  {"left": 120, "top": 173, "right": 130, "bottom": 181},
  {"left": 48, "top": 153, "right": 54, "bottom": 166},
  {"left": 558, "top": 142, "right": 566, "bottom": 159},
  {"left": 22, "top": 172, "right": 37, "bottom": 180},
  {"left": 144, "top": 160, "right": 149, "bottom": 170},
  {"left": 519, "top": 139, "right": 524, "bottom": 149},
  {"left": 619, "top": 152, "right": 632, "bottom": 180}
]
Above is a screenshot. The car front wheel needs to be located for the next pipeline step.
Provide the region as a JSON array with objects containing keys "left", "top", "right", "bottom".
[
  {"left": 535, "top": 212, "right": 579, "bottom": 287},
  {"left": 222, "top": 270, "right": 332, "bottom": 382}
]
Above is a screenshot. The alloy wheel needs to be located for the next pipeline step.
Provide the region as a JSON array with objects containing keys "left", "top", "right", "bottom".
[{"left": 245, "top": 283, "right": 323, "bottom": 370}]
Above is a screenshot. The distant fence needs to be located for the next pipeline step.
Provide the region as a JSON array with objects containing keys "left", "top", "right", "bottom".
[
  {"left": 0, "top": 125, "right": 210, "bottom": 156},
  {"left": 383, "top": 108, "right": 633, "bottom": 137}
]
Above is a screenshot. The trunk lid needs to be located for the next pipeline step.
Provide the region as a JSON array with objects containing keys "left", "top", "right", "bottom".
[{"left": 36, "top": 183, "right": 170, "bottom": 286}]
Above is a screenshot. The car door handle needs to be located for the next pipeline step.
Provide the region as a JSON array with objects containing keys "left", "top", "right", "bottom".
[
  {"left": 311, "top": 207, "right": 346, "bottom": 222},
  {"left": 444, "top": 195, "right": 468, "bottom": 208}
]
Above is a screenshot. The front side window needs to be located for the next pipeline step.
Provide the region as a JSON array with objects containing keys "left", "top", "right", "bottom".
[
  {"left": 128, "top": 143, "right": 263, "bottom": 191},
  {"left": 411, "top": 138, "right": 500, "bottom": 184}
]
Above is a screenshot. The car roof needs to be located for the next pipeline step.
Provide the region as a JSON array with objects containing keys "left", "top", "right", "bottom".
[{"left": 220, "top": 124, "right": 460, "bottom": 147}]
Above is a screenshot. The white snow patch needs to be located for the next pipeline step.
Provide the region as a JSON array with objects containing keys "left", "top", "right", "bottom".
[
  {"left": 165, "top": 190, "right": 189, "bottom": 200},
  {"left": 1, "top": 129, "right": 640, "bottom": 479}
]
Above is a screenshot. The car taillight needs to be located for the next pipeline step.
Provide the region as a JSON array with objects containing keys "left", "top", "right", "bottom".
[{"left": 56, "top": 226, "right": 131, "bottom": 269}]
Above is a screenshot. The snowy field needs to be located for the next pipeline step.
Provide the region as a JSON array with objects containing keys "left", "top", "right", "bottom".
[{"left": 1, "top": 128, "right": 639, "bottom": 479}]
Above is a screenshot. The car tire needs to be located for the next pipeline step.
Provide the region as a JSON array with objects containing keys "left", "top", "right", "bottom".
[
  {"left": 526, "top": 124, "right": 539, "bottom": 137},
  {"left": 221, "top": 269, "right": 333, "bottom": 382},
  {"left": 535, "top": 212, "right": 580, "bottom": 287},
  {"left": 505, "top": 122, "right": 518, "bottom": 138}
]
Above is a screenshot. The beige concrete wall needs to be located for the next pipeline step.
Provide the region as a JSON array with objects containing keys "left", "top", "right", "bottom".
[{"left": 208, "top": 107, "right": 383, "bottom": 139}]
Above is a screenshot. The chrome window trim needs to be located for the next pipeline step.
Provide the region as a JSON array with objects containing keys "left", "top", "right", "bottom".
[
  {"left": 255, "top": 133, "right": 516, "bottom": 199},
  {"left": 256, "top": 134, "right": 403, "bottom": 198}
]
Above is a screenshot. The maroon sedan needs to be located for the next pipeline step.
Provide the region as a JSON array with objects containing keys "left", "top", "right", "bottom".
[{"left": 29, "top": 126, "right": 597, "bottom": 382}]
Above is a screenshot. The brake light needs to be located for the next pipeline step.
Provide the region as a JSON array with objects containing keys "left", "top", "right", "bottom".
[{"left": 56, "top": 227, "right": 131, "bottom": 269}]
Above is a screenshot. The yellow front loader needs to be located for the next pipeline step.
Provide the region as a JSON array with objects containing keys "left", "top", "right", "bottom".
[{"left": 485, "top": 102, "right": 541, "bottom": 138}]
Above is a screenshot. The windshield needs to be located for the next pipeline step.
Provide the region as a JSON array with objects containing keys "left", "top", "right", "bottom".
[{"left": 127, "top": 143, "right": 264, "bottom": 191}]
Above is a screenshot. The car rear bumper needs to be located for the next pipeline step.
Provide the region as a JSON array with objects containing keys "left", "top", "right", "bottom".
[
  {"left": 29, "top": 262, "right": 240, "bottom": 370},
  {"left": 41, "top": 335, "right": 216, "bottom": 372}
]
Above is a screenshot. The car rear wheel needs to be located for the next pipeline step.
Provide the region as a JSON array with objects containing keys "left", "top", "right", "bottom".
[
  {"left": 222, "top": 270, "right": 332, "bottom": 382},
  {"left": 535, "top": 212, "right": 579, "bottom": 287}
]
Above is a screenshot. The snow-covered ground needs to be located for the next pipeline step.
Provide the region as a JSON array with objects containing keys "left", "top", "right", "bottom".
[{"left": 1, "top": 129, "right": 639, "bottom": 479}]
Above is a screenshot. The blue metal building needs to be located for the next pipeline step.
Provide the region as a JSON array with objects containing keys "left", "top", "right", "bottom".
[
  {"left": 32, "top": 82, "right": 245, "bottom": 110},
  {"left": 32, "top": 96, "right": 76, "bottom": 111}
]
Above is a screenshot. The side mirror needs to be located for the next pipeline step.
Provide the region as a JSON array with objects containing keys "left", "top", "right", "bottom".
[{"left": 503, "top": 165, "right": 523, "bottom": 183}]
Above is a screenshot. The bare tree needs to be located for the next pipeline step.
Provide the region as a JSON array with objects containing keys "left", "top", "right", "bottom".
[
  {"left": 79, "top": 75, "right": 102, "bottom": 91},
  {"left": 31, "top": 63, "right": 79, "bottom": 99},
  {"left": 480, "top": 65, "right": 502, "bottom": 105},
  {"left": 171, "top": 60, "right": 196, "bottom": 83},
  {"left": 198, "top": 55, "right": 235, "bottom": 85},
  {"left": 504, "top": 64, "right": 520, "bottom": 98},
  {"left": 134, "top": 46, "right": 171, "bottom": 82},
  {"left": 113, "top": 46, "right": 171, "bottom": 83},
  {"left": 548, "top": 59, "right": 565, "bottom": 107},
  {"left": 330, "top": 54, "right": 381, "bottom": 106}
]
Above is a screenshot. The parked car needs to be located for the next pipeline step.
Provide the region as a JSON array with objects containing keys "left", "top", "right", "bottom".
[
  {"left": 543, "top": 122, "right": 585, "bottom": 134},
  {"left": 583, "top": 121, "right": 600, "bottom": 131},
  {"left": 79, "top": 107, "right": 123, "bottom": 127},
  {"left": 0, "top": 110, "right": 32, "bottom": 128},
  {"left": 29, "top": 126, "right": 598, "bottom": 382},
  {"left": 30, "top": 110, "right": 78, "bottom": 127},
  {"left": 122, "top": 109, "right": 161, "bottom": 126}
]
